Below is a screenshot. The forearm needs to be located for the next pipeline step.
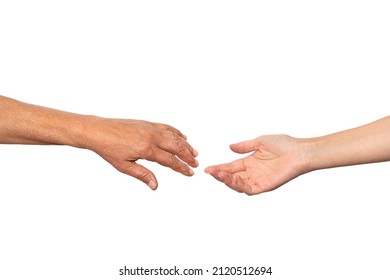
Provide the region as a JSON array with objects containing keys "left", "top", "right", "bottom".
[
  {"left": 0, "top": 96, "right": 88, "bottom": 147},
  {"left": 303, "top": 116, "right": 390, "bottom": 172}
]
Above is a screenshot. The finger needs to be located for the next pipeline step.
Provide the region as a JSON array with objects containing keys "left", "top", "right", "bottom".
[
  {"left": 205, "top": 159, "right": 245, "bottom": 174},
  {"left": 162, "top": 126, "right": 198, "bottom": 157},
  {"left": 239, "top": 176, "right": 269, "bottom": 195},
  {"left": 205, "top": 170, "right": 239, "bottom": 190},
  {"left": 231, "top": 173, "right": 266, "bottom": 195},
  {"left": 216, "top": 171, "right": 258, "bottom": 195},
  {"left": 149, "top": 148, "right": 195, "bottom": 177},
  {"left": 204, "top": 166, "right": 220, "bottom": 176},
  {"left": 205, "top": 166, "right": 250, "bottom": 194},
  {"left": 116, "top": 161, "right": 158, "bottom": 190},
  {"left": 205, "top": 170, "right": 244, "bottom": 194},
  {"left": 230, "top": 138, "right": 257, "bottom": 154},
  {"left": 217, "top": 171, "right": 248, "bottom": 193},
  {"left": 232, "top": 170, "right": 249, "bottom": 181},
  {"left": 158, "top": 132, "right": 199, "bottom": 166},
  {"left": 159, "top": 123, "right": 188, "bottom": 140},
  {"left": 175, "top": 133, "right": 198, "bottom": 157},
  {"left": 206, "top": 172, "right": 219, "bottom": 182}
]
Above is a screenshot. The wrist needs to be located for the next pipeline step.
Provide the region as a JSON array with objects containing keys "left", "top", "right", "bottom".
[
  {"left": 69, "top": 115, "right": 102, "bottom": 150},
  {"left": 298, "top": 137, "right": 329, "bottom": 173}
]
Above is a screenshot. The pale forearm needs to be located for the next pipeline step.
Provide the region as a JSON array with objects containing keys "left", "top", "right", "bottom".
[
  {"left": 303, "top": 116, "right": 390, "bottom": 172},
  {"left": 0, "top": 96, "right": 88, "bottom": 147}
]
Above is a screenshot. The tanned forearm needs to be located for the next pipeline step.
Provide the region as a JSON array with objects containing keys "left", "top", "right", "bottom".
[
  {"left": 0, "top": 95, "right": 198, "bottom": 189},
  {"left": 0, "top": 96, "right": 87, "bottom": 147}
]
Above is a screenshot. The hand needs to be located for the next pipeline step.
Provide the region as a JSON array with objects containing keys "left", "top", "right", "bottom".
[
  {"left": 205, "top": 135, "right": 307, "bottom": 195},
  {"left": 83, "top": 117, "right": 199, "bottom": 190}
]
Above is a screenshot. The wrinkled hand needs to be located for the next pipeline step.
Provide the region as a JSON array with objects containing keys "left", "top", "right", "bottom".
[
  {"left": 205, "top": 135, "right": 307, "bottom": 195},
  {"left": 84, "top": 117, "right": 198, "bottom": 190}
]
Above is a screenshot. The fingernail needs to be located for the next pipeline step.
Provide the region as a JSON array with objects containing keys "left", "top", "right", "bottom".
[
  {"left": 148, "top": 181, "right": 156, "bottom": 190},
  {"left": 189, "top": 169, "right": 194, "bottom": 176},
  {"left": 193, "top": 149, "right": 199, "bottom": 157},
  {"left": 194, "top": 159, "right": 199, "bottom": 166}
]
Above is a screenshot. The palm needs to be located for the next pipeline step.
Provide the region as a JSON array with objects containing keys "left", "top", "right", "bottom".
[
  {"left": 206, "top": 135, "right": 304, "bottom": 195},
  {"left": 241, "top": 148, "right": 300, "bottom": 193}
]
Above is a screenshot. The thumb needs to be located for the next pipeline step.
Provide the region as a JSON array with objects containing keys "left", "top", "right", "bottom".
[
  {"left": 230, "top": 138, "right": 257, "bottom": 154},
  {"left": 125, "top": 162, "right": 158, "bottom": 190}
]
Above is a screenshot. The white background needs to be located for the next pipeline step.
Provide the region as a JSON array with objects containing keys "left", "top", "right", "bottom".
[{"left": 0, "top": 1, "right": 389, "bottom": 279}]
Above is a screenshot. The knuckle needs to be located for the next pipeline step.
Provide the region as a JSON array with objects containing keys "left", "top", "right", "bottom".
[
  {"left": 161, "top": 123, "right": 171, "bottom": 130},
  {"left": 163, "top": 123, "right": 176, "bottom": 132},
  {"left": 173, "top": 131, "right": 181, "bottom": 141},
  {"left": 246, "top": 187, "right": 258, "bottom": 196},
  {"left": 168, "top": 155, "right": 188, "bottom": 173},
  {"left": 135, "top": 170, "right": 150, "bottom": 182},
  {"left": 176, "top": 142, "right": 186, "bottom": 154},
  {"left": 170, "top": 132, "right": 187, "bottom": 155},
  {"left": 168, "top": 154, "right": 180, "bottom": 167},
  {"left": 172, "top": 133, "right": 180, "bottom": 144},
  {"left": 233, "top": 186, "right": 243, "bottom": 193}
]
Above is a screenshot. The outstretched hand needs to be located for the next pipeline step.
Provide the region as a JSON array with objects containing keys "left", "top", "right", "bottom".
[
  {"left": 205, "top": 135, "right": 307, "bottom": 195},
  {"left": 84, "top": 117, "right": 199, "bottom": 190}
]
